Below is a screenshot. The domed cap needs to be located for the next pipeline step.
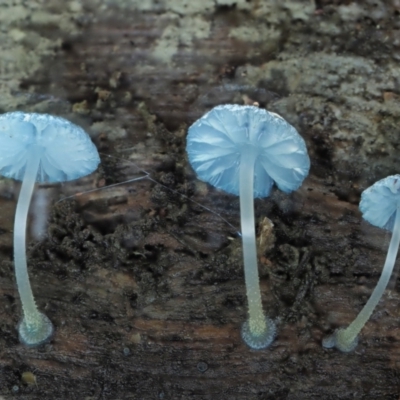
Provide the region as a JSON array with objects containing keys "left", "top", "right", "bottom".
[
  {"left": 359, "top": 174, "right": 400, "bottom": 232},
  {"left": 0, "top": 112, "right": 100, "bottom": 183},
  {"left": 186, "top": 104, "right": 310, "bottom": 198}
]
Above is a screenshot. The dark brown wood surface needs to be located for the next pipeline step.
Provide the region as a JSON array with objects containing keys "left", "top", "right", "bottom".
[{"left": 1, "top": 1, "right": 400, "bottom": 399}]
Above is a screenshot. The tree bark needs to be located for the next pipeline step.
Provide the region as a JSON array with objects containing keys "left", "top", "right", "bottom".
[{"left": 0, "top": 1, "right": 399, "bottom": 399}]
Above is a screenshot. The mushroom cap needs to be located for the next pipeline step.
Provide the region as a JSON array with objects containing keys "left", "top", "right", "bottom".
[
  {"left": 359, "top": 174, "right": 400, "bottom": 232},
  {"left": 0, "top": 112, "right": 100, "bottom": 183},
  {"left": 186, "top": 104, "right": 310, "bottom": 198}
]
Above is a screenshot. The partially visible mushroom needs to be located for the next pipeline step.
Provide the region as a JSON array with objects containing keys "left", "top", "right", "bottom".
[
  {"left": 0, "top": 112, "right": 100, "bottom": 346},
  {"left": 186, "top": 104, "right": 310, "bottom": 349},
  {"left": 323, "top": 175, "right": 400, "bottom": 352}
]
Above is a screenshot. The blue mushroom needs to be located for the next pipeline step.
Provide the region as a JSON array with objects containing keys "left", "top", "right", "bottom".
[
  {"left": 323, "top": 175, "right": 400, "bottom": 352},
  {"left": 0, "top": 112, "right": 100, "bottom": 347},
  {"left": 186, "top": 104, "right": 310, "bottom": 349}
]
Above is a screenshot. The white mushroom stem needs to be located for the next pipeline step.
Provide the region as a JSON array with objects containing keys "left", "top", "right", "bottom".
[
  {"left": 333, "top": 208, "right": 400, "bottom": 351},
  {"left": 31, "top": 188, "right": 50, "bottom": 241},
  {"left": 239, "top": 145, "right": 267, "bottom": 337},
  {"left": 14, "top": 145, "right": 43, "bottom": 330}
]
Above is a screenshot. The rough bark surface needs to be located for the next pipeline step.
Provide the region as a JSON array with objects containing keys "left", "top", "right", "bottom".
[{"left": 1, "top": 0, "right": 400, "bottom": 399}]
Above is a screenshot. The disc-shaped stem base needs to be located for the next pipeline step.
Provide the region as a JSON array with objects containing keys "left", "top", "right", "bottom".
[
  {"left": 241, "top": 317, "right": 276, "bottom": 350},
  {"left": 18, "top": 312, "right": 54, "bottom": 347}
]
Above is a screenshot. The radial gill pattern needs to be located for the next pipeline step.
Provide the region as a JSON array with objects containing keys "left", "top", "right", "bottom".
[{"left": 186, "top": 104, "right": 310, "bottom": 198}]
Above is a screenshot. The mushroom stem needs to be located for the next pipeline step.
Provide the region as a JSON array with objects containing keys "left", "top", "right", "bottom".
[
  {"left": 14, "top": 145, "right": 53, "bottom": 346},
  {"left": 324, "top": 208, "right": 400, "bottom": 352},
  {"left": 239, "top": 147, "right": 265, "bottom": 332},
  {"left": 239, "top": 145, "right": 276, "bottom": 349},
  {"left": 15, "top": 147, "right": 41, "bottom": 320}
]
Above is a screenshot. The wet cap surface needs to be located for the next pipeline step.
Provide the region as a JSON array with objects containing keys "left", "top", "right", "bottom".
[
  {"left": 186, "top": 104, "right": 310, "bottom": 198},
  {"left": 359, "top": 174, "right": 400, "bottom": 232},
  {"left": 0, "top": 112, "right": 100, "bottom": 183}
]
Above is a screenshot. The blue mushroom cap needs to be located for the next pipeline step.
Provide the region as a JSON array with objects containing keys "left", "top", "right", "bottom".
[
  {"left": 359, "top": 174, "right": 400, "bottom": 232},
  {"left": 186, "top": 104, "right": 310, "bottom": 198},
  {"left": 0, "top": 112, "right": 100, "bottom": 183}
]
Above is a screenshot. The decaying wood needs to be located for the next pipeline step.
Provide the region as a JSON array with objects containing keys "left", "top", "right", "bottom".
[{"left": 1, "top": 1, "right": 400, "bottom": 399}]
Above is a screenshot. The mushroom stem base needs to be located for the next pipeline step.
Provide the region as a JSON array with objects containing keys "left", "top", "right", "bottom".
[
  {"left": 18, "top": 312, "right": 54, "bottom": 347},
  {"left": 241, "top": 317, "right": 276, "bottom": 350},
  {"left": 322, "top": 328, "right": 358, "bottom": 353}
]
